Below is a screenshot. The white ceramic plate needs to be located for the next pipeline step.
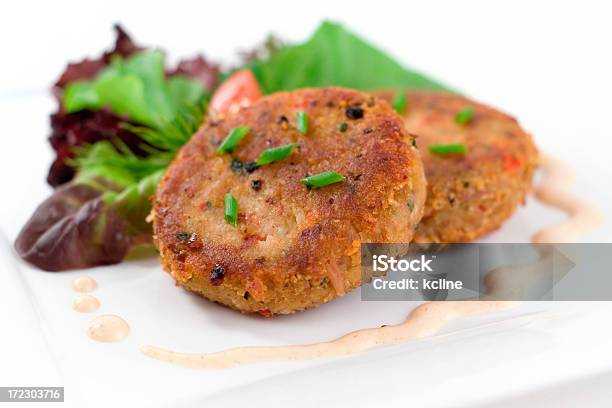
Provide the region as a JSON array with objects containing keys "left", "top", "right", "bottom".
[
  {"left": 2, "top": 3, "right": 612, "bottom": 403},
  {"left": 1, "top": 91, "right": 612, "bottom": 407}
]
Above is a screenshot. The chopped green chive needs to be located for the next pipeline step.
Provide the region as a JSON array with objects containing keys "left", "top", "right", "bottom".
[
  {"left": 338, "top": 122, "right": 348, "bottom": 132},
  {"left": 455, "top": 107, "right": 474, "bottom": 125},
  {"left": 428, "top": 144, "right": 468, "bottom": 155},
  {"left": 301, "top": 171, "right": 345, "bottom": 189},
  {"left": 296, "top": 111, "right": 308, "bottom": 133},
  {"left": 392, "top": 92, "right": 407, "bottom": 114},
  {"left": 255, "top": 143, "right": 296, "bottom": 166},
  {"left": 224, "top": 193, "right": 238, "bottom": 226},
  {"left": 407, "top": 200, "right": 415, "bottom": 213},
  {"left": 217, "top": 126, "right": 250, "bottom": 153}
]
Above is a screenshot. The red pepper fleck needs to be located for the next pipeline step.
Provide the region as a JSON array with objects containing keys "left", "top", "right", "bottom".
[
  {"left": 504, "top": 155, "right": 521, "bottom": 173},
  {"left": 241, "top": 234, "right": 266, "bottom": 249},
  {"left": 257, "top": 309, "right": 273, "bottom": 317},
  {"left": 199, "top": 201, "right": 212, "bottom": 210}
]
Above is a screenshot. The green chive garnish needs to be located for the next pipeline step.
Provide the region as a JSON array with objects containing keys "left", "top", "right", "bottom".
[
  {"left": 301, "top": 171, "right": 345, "bottom": 189},
  {"left": 392, "top": 92, "right": 407, "bottom": 114},
  {"left": 224, "top": 193, "right": 238, "bottom": 226},
  {"left": 217, "top": 126, "right": 250, "bottom": 153},
  {"left": 256, "top": 143, "right": 296, "bottom": 166},
  {"left": 428, "top": 144, "right": 468, "bottom": 155},
  {"left": 455, "top": 107, "right": 474, "bottom": 125},
  {"left": 338, "top": 122, "right": 348, "bottom": 132},
  {"left": 296, "top": 111, "right": 308, "bottom": 134}
]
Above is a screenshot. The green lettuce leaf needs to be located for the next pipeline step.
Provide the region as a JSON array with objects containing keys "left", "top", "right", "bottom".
[
  {"left": 63, "top": 50, "right": 206, "bottom": 128},
  {"left": 248, "top": 21, "right": 454, "bottom": 94}
]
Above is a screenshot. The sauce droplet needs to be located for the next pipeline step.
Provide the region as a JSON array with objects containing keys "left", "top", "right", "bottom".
[
  {"left": 87, "top": 315, "right": 130, "bottom": 342},
  {"left": 73, "top": 295, "right": 100, "bottom": 313},
  {"left": 70, "top": 276, "right": 97, "bottom": 293}
]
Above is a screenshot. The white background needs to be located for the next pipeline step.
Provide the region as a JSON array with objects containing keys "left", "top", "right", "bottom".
[{"left": 1, "top": 1, "right": 612, "bottom": 407}]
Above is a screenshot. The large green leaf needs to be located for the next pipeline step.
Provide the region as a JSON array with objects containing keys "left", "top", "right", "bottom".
[{"left": 249, "top": 21, "right": 454, "bottom": 93}]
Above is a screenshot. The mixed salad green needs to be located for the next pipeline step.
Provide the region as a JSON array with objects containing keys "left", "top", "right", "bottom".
[{"left": 15, "top": 21, "right": 452, "bottom": 271}]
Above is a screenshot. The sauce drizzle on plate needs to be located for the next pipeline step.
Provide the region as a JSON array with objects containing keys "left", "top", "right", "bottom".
[{"left": 142, "top": 153, "right": 602, "bottom": 369}]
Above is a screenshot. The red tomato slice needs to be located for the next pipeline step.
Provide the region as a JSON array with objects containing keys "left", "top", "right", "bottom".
[{"left": 210, "top": 69, "right": 262, "bottom": 114}]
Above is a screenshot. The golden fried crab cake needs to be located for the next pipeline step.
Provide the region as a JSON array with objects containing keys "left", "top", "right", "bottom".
[
  {"left": 381, "top": 91, "right": 537, "bottom": 243},
  {"left": 153, "top": 87, "right": 426, "bottom": 315}
]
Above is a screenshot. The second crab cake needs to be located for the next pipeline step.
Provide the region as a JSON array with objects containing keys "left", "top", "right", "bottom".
[
  {"left": 153, "top": 87, "right": 426, "bottom": 315},
  {"left": 384, "top": 91, "right": 538, "bottom": 243}
]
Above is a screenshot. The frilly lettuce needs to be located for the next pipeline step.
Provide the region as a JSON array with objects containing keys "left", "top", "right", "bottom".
[
  {"left": 16, "top": 50, "right": 206, "bottom": 271},
  {"left": 64, "top": 50, "right": 206, "bottom": 128}
]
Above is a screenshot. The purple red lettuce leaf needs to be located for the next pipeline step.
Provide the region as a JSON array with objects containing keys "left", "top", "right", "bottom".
[
  {"left": 16, "top": 171, "right": 162, "bottom": 271},
  {"left": 47, "top": 109, "right": 147, "bottom": 186}
]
